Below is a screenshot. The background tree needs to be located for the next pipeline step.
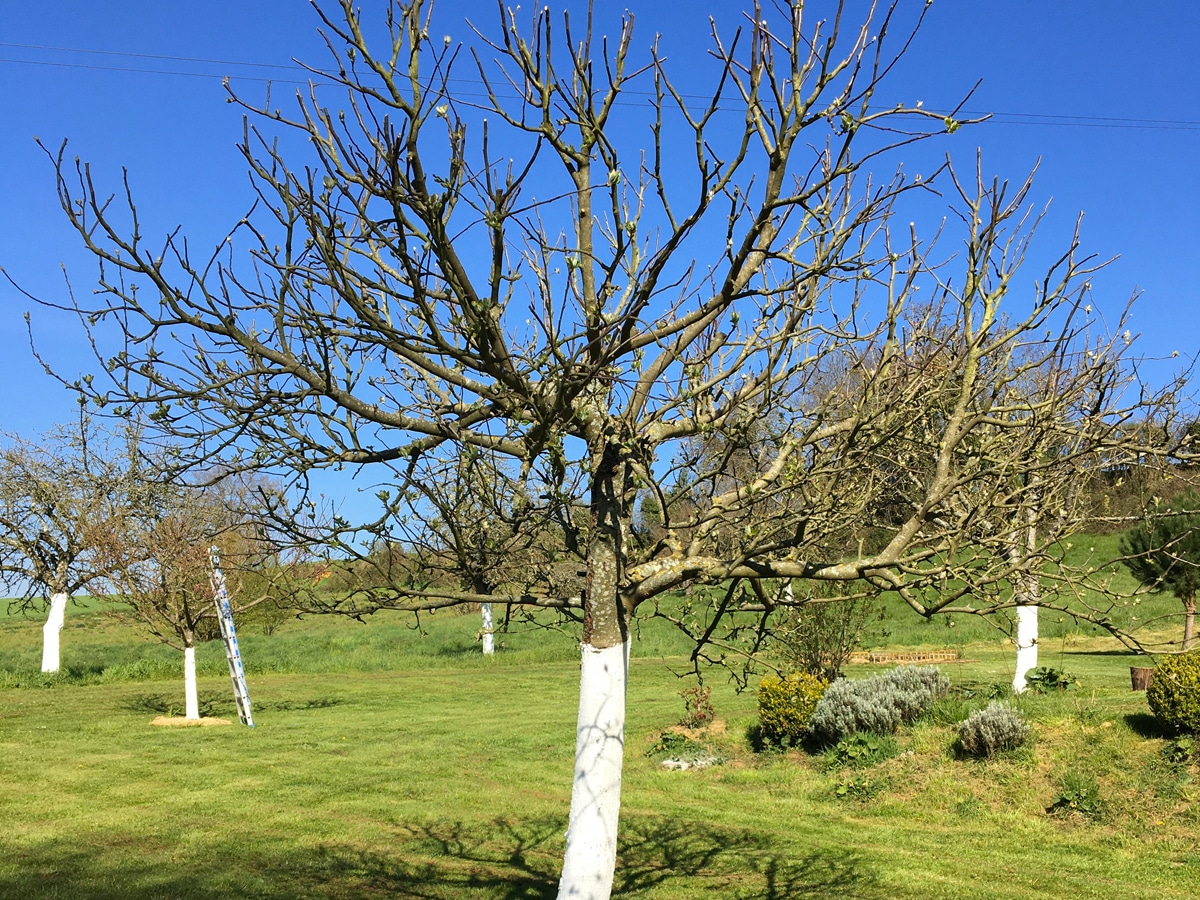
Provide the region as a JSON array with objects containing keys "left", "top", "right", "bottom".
[
  {"left": 318, "top": 446, "right": 581, "bottom": 653},
  {"left": 402, "top": 449, "right": 581, "bottom": 654},
  {"left": 773, "top": 581, "right": 881, "bottom": 683},
  {"left": 98, "top": 474, "right": 299, "bottom": 719},
  {"left": 654, "top": 286, "right": 1187, "bottom": 687},
  {"left": 1121, "top": 492, "right": 1200, "bottom": 651},
  {"left": 295, "top": 442, "right": 586, "bottom": 651},
  {"left": 27, "top": 1, "right": 1191, "bottom": 895},
  {"left": 0, "top": 419, "right": 148, "bottom": 673}
]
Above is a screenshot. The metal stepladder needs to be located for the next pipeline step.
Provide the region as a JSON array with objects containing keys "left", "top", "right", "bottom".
[{"left": 208, "top": 546, "right": 255, "bottom": 727}]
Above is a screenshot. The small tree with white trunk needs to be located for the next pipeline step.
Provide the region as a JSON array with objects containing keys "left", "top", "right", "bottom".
[
  {"left": 97, "top": 477, "right": 294, "bottom": 719},
  {"left": 0, "top": 419, "right": 148, "bottom": 673},
  {"left": 342, "top": 447, "right": 575, "bottom": 655}
]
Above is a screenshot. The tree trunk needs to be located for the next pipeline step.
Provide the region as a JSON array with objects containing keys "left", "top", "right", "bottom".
[
  {"left": 558, "top": 638, "right": 630, "bottom": 900},
  {"left": 1012, "top": 504, "right": 1039, "bottom": 693},
  {"left": 1184, "top": 594, "right": 1196, "bottom": 652},
  {"left": 481, "top": 602, "right": 495, "bottom": 655},
  {"left": 1012, "top": 602, "right": 1038, "bottom": 693},
  {"left": 1130, "top": 666, "right": 1155, "bottom": 691},
  {"left": 184, "top": 643, "right": 200, "bottom": 720},
  {"left": 558, "top": 441, "right": 630, "bottom": 900},
  {"left": 40, "top": 592, "right": 69, "bottom": 674}
]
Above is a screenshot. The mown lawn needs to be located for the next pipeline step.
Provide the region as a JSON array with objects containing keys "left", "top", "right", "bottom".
[{"left": 2, "top": 597, "right": 1198, "bottom": 898}]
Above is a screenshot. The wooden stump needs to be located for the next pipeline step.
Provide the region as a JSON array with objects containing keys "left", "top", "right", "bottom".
[{"left": 1130, "top": 666, "right": 1155, "bottom": 692}]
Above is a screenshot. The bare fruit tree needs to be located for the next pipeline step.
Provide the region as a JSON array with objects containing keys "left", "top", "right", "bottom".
[
  {"left": 24, "top": 1, "right": 1191, "bottom": 895},
  {"left": 0, "top": 419, "right": 150, "bottom": 673},
  {"left": 96, "top": 475, "right": 300, "bottom": 720},
  {"left": 366, "top": 448, "right": 579, "bottom": 653}
]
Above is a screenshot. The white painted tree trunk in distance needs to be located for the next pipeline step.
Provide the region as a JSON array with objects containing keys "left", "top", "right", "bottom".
[
  {"left": 557, "top": 639, "right": 630, "bottom": 900},
  {"left": 481, "top": 602, "right": 494, "bottom": 655},
  {"left": 184, "top": 645, "right": 200, "bottom": 720},
  {"left": 1012, "top": 508, "right": 1039, "bottom": 694},
  {"left": 40, "top": 592, "right": 69, "bottom": 673},
  {"left": 1012, "top": 604, "right": 1038, "bottom": 693}
]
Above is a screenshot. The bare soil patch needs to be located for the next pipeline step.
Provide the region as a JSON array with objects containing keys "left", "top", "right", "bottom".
[{"left": 150, "top": 716, "right": 233, "bottom": 728}]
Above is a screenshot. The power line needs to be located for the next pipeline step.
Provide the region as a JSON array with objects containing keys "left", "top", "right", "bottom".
[
  {"left": 3, "top": 41, "right": 1199, "bottom": 132},
  {"left": 0, "top": 56, "right": 302, "bottom": 85},
  {"left": 0, "top": 40, "right": 304, "bottom": 72}
]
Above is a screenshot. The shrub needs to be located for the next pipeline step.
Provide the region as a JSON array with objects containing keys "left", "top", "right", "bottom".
[
  {"left": 807, "top": 665, "right": 950, "bottom": 745},
  {"left": 1146, "top": 650, "right": 1200, "bottom": 735},
  {"left": 808, "top": 677, "right": 901, "bottom": 740},
  {"left": 882, "top": 665, "right": 953, "bottom": 720},
  {"left": 773, "top": 581, "right": 882, "bottom": 682},
  {"left": 955, "top": 702, "right": 1031, "bottom": 758},
  {"left": 756, "top": 671, "right": 827, "bottom": 748},
  {"left": 679, "top": 683, "right": 714, "bottom": 729}
]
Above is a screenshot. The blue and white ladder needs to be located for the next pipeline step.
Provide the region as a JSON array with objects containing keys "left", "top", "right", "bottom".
[{"left": 208, "top": 546, "right": 255, "bottom": 727}]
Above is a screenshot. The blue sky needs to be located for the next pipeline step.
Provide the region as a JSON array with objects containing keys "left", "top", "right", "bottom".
[{"left": 2, "top": 0, "right": 1198, "bottom": 443}]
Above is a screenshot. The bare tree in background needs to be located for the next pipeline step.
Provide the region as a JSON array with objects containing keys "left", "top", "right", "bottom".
[
  {"left": 97, "top": 475, "right": 299, "bottom": 719},
  {"left": 0, "top": 418, "right": 150, "bottom": 673},
  {"left": 20, "top": 1, "right": 1193, "bottom": 895},
  {"left": 323, "top": 447, "right": 580, "bottom": 652},
  {"left": 397, "top": 449, "right": 580, "bottom": 653}
]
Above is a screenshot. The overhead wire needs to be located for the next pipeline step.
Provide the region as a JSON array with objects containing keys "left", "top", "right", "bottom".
[{"left": 2, "top": 40, "right": 1199, "bottom": 132}]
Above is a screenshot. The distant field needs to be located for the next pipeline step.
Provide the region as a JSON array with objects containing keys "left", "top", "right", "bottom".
[{"left": 2, "top": 587, "right": 1198, "bottom": 898}]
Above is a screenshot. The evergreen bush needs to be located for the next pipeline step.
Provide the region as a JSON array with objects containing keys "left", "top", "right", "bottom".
[
  {"left": 807, "top": 665, "right": 950, "bottom": 745},
  {"left": 955, "top": 701, "right": 1030, "bottom": 758},
  {"left": 755, "top": 671, "right": 827, "bottom": 747},
  {"left": 1146, "top": 650, "right": 1200, "bottom": 735}
]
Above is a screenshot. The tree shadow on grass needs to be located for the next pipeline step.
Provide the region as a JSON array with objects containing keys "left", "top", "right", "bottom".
[
  {"left": 120, "top": 691, "right": 234, "bottom": 718},
  {"left": 616, "top": 817, "right": 876, "bottom": 899},
  {"left": 0, "top": 843, "right": 255, "bottom": 900},
  {"left": 308, "top": 819, "right": 559, "bottom": 899},
  {"left": 1124, "top": 711, "right": 1169, "bottom": 739},
  {"left": 257, "top": 696, "right": 344, "bottom": 712},
  {"left": 0, "top": 816, "right": 880, "bottom": 899},
  {"left": 327, "top": 815, "right": 880, "bottom": 899},
  {"left": 121, "top": 692, "right": 343, "bottom": 717}
]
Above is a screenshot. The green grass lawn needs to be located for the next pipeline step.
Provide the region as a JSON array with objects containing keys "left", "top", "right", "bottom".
[{"left": 2, "top": 596, "right": 1199, "bottom": 898}]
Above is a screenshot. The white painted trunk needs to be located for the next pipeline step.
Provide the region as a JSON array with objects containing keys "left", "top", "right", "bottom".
[
  {"left": 557, "top": 639, "right": 630, "bottom": 900},
  {"left": 40, "top": 592, "right": 69, "bottom": 673},
  {"left": 1012, "top": 503, "right": 1039, "bottom": 694},
  {"left": 184, "top": 645, "right": 200, "bottom": 720},
  {"left": 481, "top": 602, "right": 495, "bottom": 656},
  {"left": 1012, "top": 604, "right": 1038, "bottom": 693}
]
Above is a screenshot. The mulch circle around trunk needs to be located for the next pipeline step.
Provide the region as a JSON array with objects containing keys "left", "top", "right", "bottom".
[{"left": 150, "top": 716, "right": 233, "bottom": 727}]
